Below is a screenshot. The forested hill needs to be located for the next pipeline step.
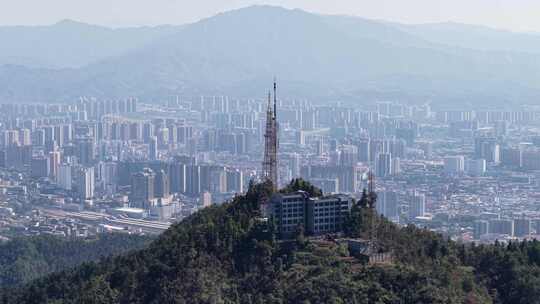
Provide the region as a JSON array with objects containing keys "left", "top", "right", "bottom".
[
  {"left": 3, "top": 180, "right": 540, "bottom": 303},
  {"left": 0, "top": 233, "right": 152, "bottom": 289}
]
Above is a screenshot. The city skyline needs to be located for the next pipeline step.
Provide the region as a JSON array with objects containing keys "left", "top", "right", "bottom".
[{"left": 1, "top": 2, "right": 539, "bottom": 302}]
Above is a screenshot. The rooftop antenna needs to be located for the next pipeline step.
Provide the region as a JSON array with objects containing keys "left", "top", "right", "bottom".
[
  {"left": 368, "top": 169, "right": 377, "bottom": 254},
  {"left": 273, "top": 77, "right": 277, "bottom": 120},
  {"left": 267, "top": 90, "right": 272, "bottom": 112},
  {"left": 368, "top": 170, "right": 374, "bottom": 197},
  {"left": 262, "top": 80, "right": 279, "bottom": 192}
]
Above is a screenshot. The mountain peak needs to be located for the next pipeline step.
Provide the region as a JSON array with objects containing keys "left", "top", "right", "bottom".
[
  {"left": 53, "top": 19, "right": 92, "bottom": 27},
  {"left": 232, "top": 4, "right": 295, "bottom": 13},
  {"left": 212, "top": 4, "right": 311, "bottom": 20},
  {"left": 1, "top": 5, "right": 540, "bottom": 105}
]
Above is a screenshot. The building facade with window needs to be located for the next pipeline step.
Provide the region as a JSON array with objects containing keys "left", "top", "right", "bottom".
[{"left": 269, "top": 191, "right": 353, "bottom": 238}]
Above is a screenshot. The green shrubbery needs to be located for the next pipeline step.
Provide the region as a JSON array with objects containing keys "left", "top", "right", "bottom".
[{"left": 1, "top": 180, "right": 539, "bottom": 303}]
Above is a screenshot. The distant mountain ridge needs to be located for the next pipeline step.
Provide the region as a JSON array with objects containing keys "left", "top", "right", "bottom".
[
  {"left": 396, "top": 21, "right": 540, "bottom": 54},
  {"left": 0, "top": 19, "right": 182, "bottom": 68},
  {"left": 1, "top": 5, "right": 540, "bottom": 106}
]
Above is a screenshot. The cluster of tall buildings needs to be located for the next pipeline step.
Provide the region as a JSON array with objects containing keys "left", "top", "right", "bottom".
[
  {"left": 375, "top": 191, "right": 426, "bottom": 221},
  {"left": 474, "top": 217, "right": 533, "bottom": 240},
  {"left": 2, "top": 83, "right": 540, "bottom": 244}
]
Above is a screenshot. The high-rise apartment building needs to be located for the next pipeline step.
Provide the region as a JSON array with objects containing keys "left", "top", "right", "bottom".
[
  {"left": 409, "top": 192, "right": 426, "bottom": 219},
  {"left": 77, "top": 166, "right": 94, "bottom": 201},
  {"left": 130, "top": 168, "right": 156, "bottom": 208},
  {"left": 444, "top": 156, "right": 465, "bottom": 174}
]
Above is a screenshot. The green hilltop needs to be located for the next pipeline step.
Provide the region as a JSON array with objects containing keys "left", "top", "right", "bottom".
[{"left": 3, "top": 179, "right": 540, "bottom": 303}]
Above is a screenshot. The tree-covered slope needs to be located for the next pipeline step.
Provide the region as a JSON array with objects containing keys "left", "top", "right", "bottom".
[
  {"left": 2, "top": 181, "right": 540, "bottom": 303},
  {"left": 0, "top": 233, "right": 152, "bottom": 289}
]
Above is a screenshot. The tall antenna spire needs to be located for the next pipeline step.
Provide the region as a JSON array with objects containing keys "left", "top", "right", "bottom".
[
  {"left": 368, "top": 169, "right": 377, "bottom": 253},
  {"left": 368, "top": 170, "right": 374, "bottom": 195},
  {"left": 273, "top": 77, "right": 277, "bottom": 119},
  {"left": 267, "top": 90, "right": 272, "bottom": 112},
  {"left": 262, "top": 79, "right": 279, "bottom": 191}
]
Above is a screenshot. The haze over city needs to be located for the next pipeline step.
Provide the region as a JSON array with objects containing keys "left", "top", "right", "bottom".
[{"left": 1, "top": 1, "right": 540, "bottom": 303}]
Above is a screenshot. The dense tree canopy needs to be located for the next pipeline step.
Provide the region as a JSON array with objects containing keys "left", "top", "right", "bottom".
[
  {"left": 0, "top": 181, "right": 539, "bottom": 303},
  {"left": 0, "top": 233, "right": 151, "bottom": 289},
  {"left": 280, "top": 178, "right": 323, "bottom": 197}
]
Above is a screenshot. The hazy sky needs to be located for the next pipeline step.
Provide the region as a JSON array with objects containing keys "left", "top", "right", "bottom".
[{"left": 2, "top": 0, "right": 540, "bottom": 32}]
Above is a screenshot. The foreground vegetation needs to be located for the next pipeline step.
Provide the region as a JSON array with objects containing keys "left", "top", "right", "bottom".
[
  {"left": 1, "top": 180, "right": 540, "bottom": 303},
  {"left": 0, "top": 233, "right": 152, "bottom": 288}
]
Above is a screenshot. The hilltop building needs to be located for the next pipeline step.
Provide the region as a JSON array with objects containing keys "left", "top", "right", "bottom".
[{"left": 268, "top": 191, "right": 353, "bottom": 238}]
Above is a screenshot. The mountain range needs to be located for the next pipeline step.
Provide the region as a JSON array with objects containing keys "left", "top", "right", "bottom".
[{"left": 1, "top": 5, "right": 540, "bottom": 107}]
